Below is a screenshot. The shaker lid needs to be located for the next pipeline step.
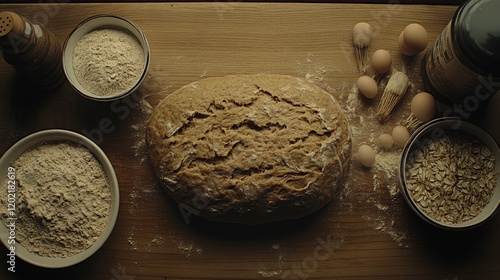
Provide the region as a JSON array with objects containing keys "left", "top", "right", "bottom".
[{"left": 0, "top": 11, "right": 27, "bottom": 50}]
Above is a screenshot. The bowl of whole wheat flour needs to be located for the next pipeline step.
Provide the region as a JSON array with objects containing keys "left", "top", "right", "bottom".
[
  {"left": 0, "top": 129, "right": 119, "bottom": 268},
  {"left": 63, "top": 15, "right": 150, "bottom": 101}
]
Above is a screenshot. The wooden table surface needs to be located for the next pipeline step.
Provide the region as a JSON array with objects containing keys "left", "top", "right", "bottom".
[{"left": 1, "top": 2, "right": 499, "bottom": 280}]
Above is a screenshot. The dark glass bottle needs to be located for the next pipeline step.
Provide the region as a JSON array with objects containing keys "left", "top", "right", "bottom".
[
  {"left": 422, "top": 0, "right": 500, "bottom": 108},
  {"left": 0, "top": 11, "right": 64, "bottom": 91}
]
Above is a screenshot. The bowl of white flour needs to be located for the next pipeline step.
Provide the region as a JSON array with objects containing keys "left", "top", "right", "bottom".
[
  {"left": 0, "top": 129, "right": 119, "bottom": 268},
  {"left": 63, "top": 15, "right": 150, "bottom": 101}
]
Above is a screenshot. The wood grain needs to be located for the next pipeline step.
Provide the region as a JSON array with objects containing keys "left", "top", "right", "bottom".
[{"left": 0, "top": 2, "right": 499, "bottom": 280}]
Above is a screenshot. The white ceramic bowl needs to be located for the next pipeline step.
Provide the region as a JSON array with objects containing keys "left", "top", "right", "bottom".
[
  {"left": 0, "top": 129, "right": 119, "bottom": 268},
  {"left": 63, "top": 14, "right": 150, "bottom": 101},
  {"left": 399, "top": 117, "right": 500, "bottom": 230}
]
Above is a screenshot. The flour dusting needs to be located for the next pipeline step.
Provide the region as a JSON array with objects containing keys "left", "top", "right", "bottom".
[
  {"left": 177, "top": 240, "right": 203, "bottom": 257},
  {"left": 334, "top": 73, "right": 410, "bottom": 247},
  {"left": 257, "top": 243, "right": 286, "bottom": 278}
]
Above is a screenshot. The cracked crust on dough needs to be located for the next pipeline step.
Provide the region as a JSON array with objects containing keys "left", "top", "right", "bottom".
[{"left": 146, "top": 74, "right": 351, "bottom": 224}]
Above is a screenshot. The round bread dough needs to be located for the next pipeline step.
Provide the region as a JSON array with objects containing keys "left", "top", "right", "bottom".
[{"left": 146, "top": 74, "right": 351, "bottom": 224}]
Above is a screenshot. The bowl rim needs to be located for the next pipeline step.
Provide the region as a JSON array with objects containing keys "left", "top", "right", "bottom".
[
  {"left": 62, "top": 14, "right": 150, "bottom": 102},
  {"left": 0, "top": 129, "right": 119, "bottom": 268},
  {"left": 399, "top": 117, "right": 500, "bottom": 230}
]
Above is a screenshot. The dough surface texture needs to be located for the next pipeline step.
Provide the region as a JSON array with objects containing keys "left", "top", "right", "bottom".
[{"left": 146, "top": 74, "right": 351, "bottom": 224}]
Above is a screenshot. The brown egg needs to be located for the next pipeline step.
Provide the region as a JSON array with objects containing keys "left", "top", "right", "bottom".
[
  {"left": 356, "top": 75, "right": 378, "bottom": 99},
  {"left": 371, "top": 49, "right": 392, "bottom": 74},
  {"left": 358, "top": 144, "right": 376, "bottom": 167},
  {"left": 398, "top": 31, "right": 419, "bottom": 56},
  {"left": 400, "top": 23, "right": 428, "bottom": 56},
  {"left": 377, "top": 133, "right": 394, "bottom": 150},
  {"left": 392, "top": 125, "right": 411, "bottom": 148},
  {"left": 411, "top": 92, "right": 436, "bottom": 122}
]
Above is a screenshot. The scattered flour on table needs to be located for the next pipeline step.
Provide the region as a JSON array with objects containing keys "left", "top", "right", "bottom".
[
  {"left": 138, "top": 98, "right": 154, "bottom": 115},
  {"left": 129, "top": 92, "right": 156, "bottom": 166},
  {"left": 129, "top": 63, "right": 167, "bottom": 166},
  {"left": 0, "top": 141, "right": 111, "bottom": 257},
  {"left": 176, "top": 239, "right": 203, "bottom": 257},
  {"left": 257, "top": 243, "right": 286, "bottom": 278},
  {"left": 145, "top": 235, "right": 166, "bottom": 252},
  {"left": 332, "top": 79, "right": 409, "bottom": 248},
  {"left": 363, "top": 214, "right": 408, "bottom": 248},
  {"left": 123, "top": 64, "right": 173, "bottom": 256},
  {"left": 128, "top": 175, "right": 159, "bottom": 217},
  {"left": 297, "top": 53, "right": 337, "bottom": 93},
  {"left": 127, "top": 233, "right": 138, "bottom": 251},
  {"left": 374, "top": 150, "right": 401, "bottom": 197},
  {"left": 293, "top": 66, "right": 409, "bottom": 247}
]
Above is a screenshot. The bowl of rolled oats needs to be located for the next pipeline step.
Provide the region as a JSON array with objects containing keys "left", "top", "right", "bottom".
[{"left": 399, "top": 117, "right": 500, "bottom": 230}]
